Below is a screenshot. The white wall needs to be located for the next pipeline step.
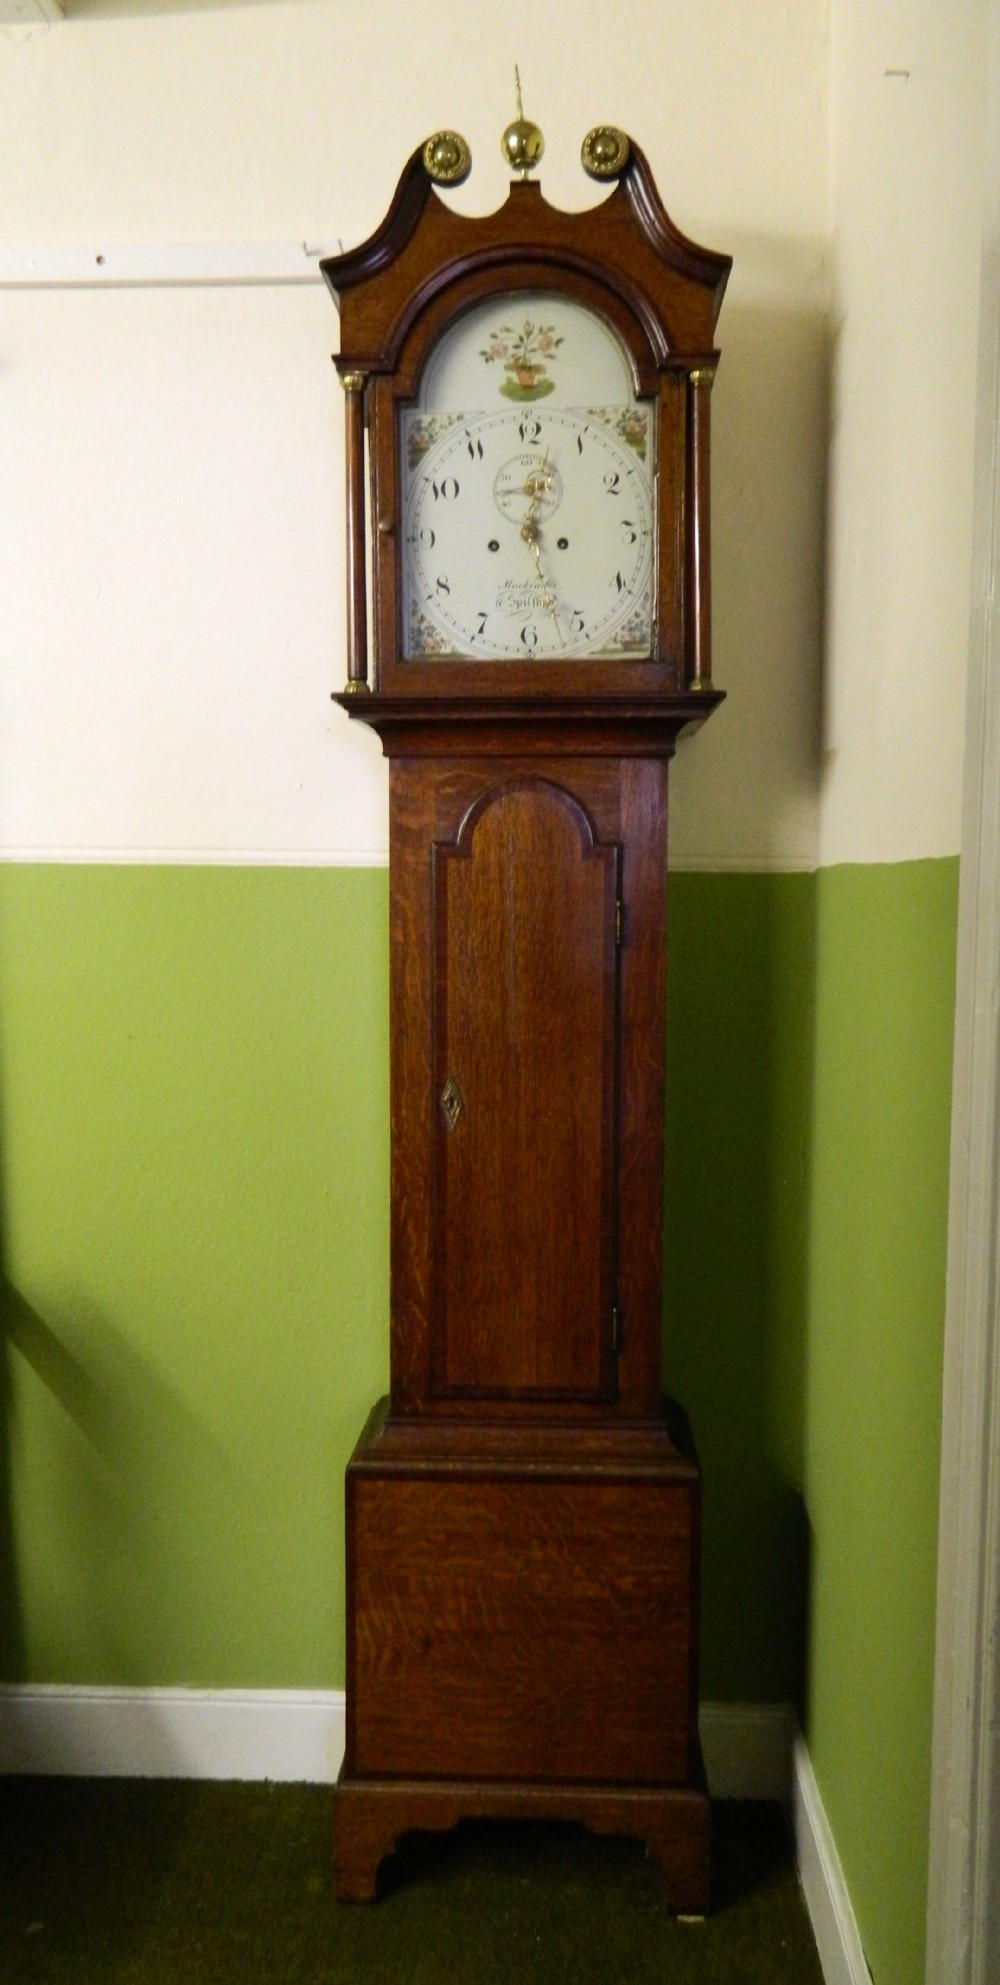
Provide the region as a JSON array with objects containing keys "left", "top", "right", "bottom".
[
  {"left": 2, "top": 3, "right": 987, "bottom": 869},
  {"left": 822, "top": 0, "right": 986, "bottom": 867},
  {"left": 0, "top": 0, "right": 829, "bottom": 870}
]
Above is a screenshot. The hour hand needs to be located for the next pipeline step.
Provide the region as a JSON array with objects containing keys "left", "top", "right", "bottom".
[{"left": 521, "top": 453, "right": 552, "bottom": 503}]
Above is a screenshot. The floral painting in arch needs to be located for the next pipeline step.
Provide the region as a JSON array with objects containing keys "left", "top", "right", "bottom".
[{"left": 481, "top": 320, "right": 564, "bottom": 401}]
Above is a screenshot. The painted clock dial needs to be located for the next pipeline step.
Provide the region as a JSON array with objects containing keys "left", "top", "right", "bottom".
[{"left": 400, "top": 294, "right": 655, "bottom": 661}]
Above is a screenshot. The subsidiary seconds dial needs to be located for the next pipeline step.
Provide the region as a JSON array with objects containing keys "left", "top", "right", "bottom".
[{"left": 402, "top": 407, "right": 653, "bottom": 661}]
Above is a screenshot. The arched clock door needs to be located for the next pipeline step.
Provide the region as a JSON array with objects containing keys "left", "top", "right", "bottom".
[{"left": 431, "top": 777, "right": 621, "bottom": 1407}]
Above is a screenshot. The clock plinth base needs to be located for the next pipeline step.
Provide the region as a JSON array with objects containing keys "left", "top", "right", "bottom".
[
  {"left": 336, "top": 1399, "right": 708, "bottom": 1907},
  {"left": 333, "top": 1765, "right": 711, "bottom": 1909}
]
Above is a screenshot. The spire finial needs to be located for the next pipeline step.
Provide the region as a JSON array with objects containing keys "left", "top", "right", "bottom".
[{"left": 501, "top": 68, "right": 544, "bottom": 179}]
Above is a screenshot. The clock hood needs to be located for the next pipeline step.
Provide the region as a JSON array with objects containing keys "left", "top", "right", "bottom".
[{"left": 321, "top": 136, "right": 731, "bottom": 379}]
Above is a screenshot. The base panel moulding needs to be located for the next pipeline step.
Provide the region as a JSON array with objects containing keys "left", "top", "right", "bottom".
[{"left": 333, "top": 1764, "right": 711, "bottom": 1908}]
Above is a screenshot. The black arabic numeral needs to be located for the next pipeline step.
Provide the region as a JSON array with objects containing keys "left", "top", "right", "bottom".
[
  {"left": 435, "top": 575, "right": 451, "bottom": 596},
  {"left": 604, "top": 470, "right": 621, "bottom": 495},
  {"left": 432, "top": 476, "right": 460, "bottom": 502},
  {"left": 620, "top": 518, "right": 638, "bottom": 545},
  {"left": 520, "top": 624, "right": 539, "bottom": 651}
]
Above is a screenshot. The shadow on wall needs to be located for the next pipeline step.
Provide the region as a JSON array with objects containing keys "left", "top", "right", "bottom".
[
  {"left": 1, "top": 1279, "right": 27, "bottom": 1685},
  {"left": 704, "top": 283, "right": 831, "bottom": 851},
  {"left": 663, "top": 870, "right": 817, "bottom": 1718},
  {"left": 0, "top": 1274, "right": 219, "bottom": 1702},
  {"left": 663, "top": 275, "right": 830, "bottom": 1716}
]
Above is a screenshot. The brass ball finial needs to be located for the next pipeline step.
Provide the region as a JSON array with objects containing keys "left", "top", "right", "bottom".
[
  {"left": 422, "top": 130, "right": 472, "bottom": 186},
  {"left": 501, "top": 66, "right": 544, "bottom": 178},
  {"left": 581, "top": 126, "right": 630, "bottom": 180}
]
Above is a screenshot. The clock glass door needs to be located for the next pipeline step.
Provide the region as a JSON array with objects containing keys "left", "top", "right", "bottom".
[{"left": 431, "top": 777, "right": 620, "bottom": 1402}]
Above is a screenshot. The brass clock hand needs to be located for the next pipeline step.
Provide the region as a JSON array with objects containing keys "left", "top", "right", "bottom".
[
  {"left": 519, "top": 502, "right": 562, "bottom": 638},
  {"left": 521, "top": 450, "right": 553, "bottom": 505},
  {"left": 523, "top": 453, "right": 563, "bottom": 634}
]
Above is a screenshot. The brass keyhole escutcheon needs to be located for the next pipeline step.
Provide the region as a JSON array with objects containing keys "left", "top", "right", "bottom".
[{"left": 440, "top": 1075, "right": 463, "bottom": 1132}]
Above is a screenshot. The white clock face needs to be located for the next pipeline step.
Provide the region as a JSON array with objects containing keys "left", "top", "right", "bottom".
[{"left": 400, "top": 296, "right": 655, "bottom": 662}]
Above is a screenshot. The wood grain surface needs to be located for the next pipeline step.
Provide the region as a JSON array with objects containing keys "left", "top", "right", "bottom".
[{"left": 432, "top": 779, "right": 618, "bottom": 1401}]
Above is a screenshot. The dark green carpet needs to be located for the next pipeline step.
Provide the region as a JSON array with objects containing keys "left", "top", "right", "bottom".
[{"left": 0, "top": 1781, "right": 823, "bottom": 1983}]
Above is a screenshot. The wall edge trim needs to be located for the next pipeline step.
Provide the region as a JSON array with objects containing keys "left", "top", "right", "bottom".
[
  {"left": 0, "top": 849, "right": 392, "bottom": 869},
  {"left": 0, "top": 850, "right": 964, "bottom": 874},
  {"left": 793, "top": 1734, "right": 871, "bottom": 1985},
  {"left": 0, "top": 243, "right": 337, "bottom": 289},
  {"left": 0, "top": 849, "right": 817, "bottom": 874},
  {"left": 926, "top": 7, "right": 1000, "bottom": 1982}
]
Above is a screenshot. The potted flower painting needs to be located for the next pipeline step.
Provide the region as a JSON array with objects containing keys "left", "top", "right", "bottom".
[{"left": 481, "top": 319, "right": 564, "bottom": 400}]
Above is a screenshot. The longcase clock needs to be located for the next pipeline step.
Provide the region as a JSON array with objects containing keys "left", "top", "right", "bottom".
[{"left": 321, "top": 104, "right": 730, "bottom": 1908}]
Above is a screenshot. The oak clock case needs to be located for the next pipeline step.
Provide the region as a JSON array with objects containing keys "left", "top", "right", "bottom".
[{"left": 321, "top": 119, "right": 729, "bottom": 1909}]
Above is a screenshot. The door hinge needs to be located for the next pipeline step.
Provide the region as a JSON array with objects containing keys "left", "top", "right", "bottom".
[
  {"left": 615, "top": 897, "right": 624, "bottom": 947},
  {"left": 611, "top": 1305, "right": 621, "bottom": 1354}
]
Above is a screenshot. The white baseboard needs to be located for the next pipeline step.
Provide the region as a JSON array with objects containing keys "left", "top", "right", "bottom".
[
  {"left": 0, "top": 1686, "right": 346, "bottom": 1784},
  {"left": 0, "top": 1687, "right": 792, "bottom": 1797},
  {"left": 792, "top": 1734, "right": 871, "bottom": 1985},
  {"left": 0, "top": 1686, "right": 865, "bottom": 1985},
  {"left": 698, "top": 1700, "right": 796, "bottom": 1800}
]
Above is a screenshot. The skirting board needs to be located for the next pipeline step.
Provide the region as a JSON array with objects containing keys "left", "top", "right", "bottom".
[
  {"left": 0, "top": 1689, "right": 790, "bottom": 1795},
  {"left": 0, "top": 1689, "right": 866, "bottom": 1984},
  {"left": 0, "top": 1687, "right": 346, "bottom": 1786},
  {"left": 700, "top": 1700, "right": 869, "bottom": 1985},
  {"left": 792, "top": 1734, "right": 872, "bottom": 1985}
]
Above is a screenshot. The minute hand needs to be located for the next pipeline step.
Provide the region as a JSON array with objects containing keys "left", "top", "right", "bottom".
[
  {"left": 521, "top": 514, "right": 560, "bottom": 626},
  {"left": 518, "top": 463, "right": 561, "bottom": 633}
]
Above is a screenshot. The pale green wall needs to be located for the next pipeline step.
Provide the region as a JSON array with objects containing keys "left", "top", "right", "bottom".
[
  {"left": 663, "top": 871, "right": 815, "bottom": 1708},
  {"left": 803, "top": 859, "right": 958, "bottom": 1985},
  {"left": 666, "top": 859, "right": 958, "bottom": 1985},
  {"left": 1, "top": 860, "right": 816, "bottom": 1698},
  {"left": 0, "top": 865, "right": 389, "bottom": 1686},
  {"left": 1, "top": 860, "right": 956, "bottom": 1772},
  {"left": 0, "top": 857, "right": 958, "bottom": 1985}
]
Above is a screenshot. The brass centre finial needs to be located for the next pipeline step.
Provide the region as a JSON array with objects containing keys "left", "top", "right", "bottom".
[{"left": 501, "top": 66, "right": 544, "bottom": 178}]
